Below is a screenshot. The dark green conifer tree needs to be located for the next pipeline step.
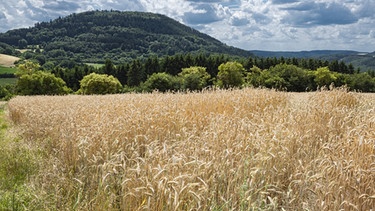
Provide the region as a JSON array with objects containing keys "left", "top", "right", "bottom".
[{"left": 127, "top": 59, "right": 145, "bottom": 86}]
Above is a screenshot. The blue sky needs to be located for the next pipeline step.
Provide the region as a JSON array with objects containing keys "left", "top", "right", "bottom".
[{"left": 0, "top": 0, "right": 374, "bottom": 52}]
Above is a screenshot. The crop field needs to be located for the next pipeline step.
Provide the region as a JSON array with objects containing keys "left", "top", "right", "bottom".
[
  {"left": 3, "top": 88, "right": 375, "bottom": 210},
  {"left": 0, "top": 54, "right": 20, "bottom": 67}
]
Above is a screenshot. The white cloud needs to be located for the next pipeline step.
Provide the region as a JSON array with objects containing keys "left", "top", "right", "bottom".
[
  {"left": 183, "top": 3, "right": 223, "bottom": 24},
  {"left": 139, "top": 0, "right": 193, "bottom": 20},
  {"left": 369, "top": 30, "right": 375, "bottom": 39},
  {"left": 229, "top": 11, "right": 250, "bottom": 26},
  {"left": 281, "top": 1, "right": 358, "bottom": 26},
  {"left": 0, "top": 0, "right": 373, "bottom": 52}
]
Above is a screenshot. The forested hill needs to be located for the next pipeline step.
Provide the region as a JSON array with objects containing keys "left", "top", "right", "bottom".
[{"left": 0, "top": 10, "right": 253, "bottom": 64}]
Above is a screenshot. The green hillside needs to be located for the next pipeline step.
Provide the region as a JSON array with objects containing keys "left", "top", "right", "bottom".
[
  {"left": 339, "top": 54, "right": 375, "bottom": 71},
  {"left": 251, "top": 50, "right": 375, "bottom": 71},
  {"left": 0, "top": 10, "right": 253, "bottom": 65}
]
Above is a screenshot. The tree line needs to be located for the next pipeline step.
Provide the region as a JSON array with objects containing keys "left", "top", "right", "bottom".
[
  {"left": 51, "top": 53, "right": 371, "bottom": 91},
  {"left": 1, "top": 53, "right": 374, "bottom": 100}
]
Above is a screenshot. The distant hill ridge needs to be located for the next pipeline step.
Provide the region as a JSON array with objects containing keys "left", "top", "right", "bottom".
[
  {"left": 251, "top": 50, "right": 375, "bottom": 71},
  {"left": 250, "top": 50, "right": 361, "bottom": 59},
  {"left": 0, "top": 10, "right": 253, "bottom": 64}
]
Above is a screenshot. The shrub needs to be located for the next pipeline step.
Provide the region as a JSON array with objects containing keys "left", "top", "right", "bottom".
[
  {"left": 0, "top": 85, "right": 14, "bottom": 100},
  {"left": 314, "top": 67, "right": 337, "bottom": 87},
  {"left": 78, "top": 73, "right": 122, "bottom": 95},
  {"left": 346, "top": 72, "right": 375, "bottom": 92},
  {"left": 144, "top": 72, "right": 181, "bottom": 92},
  {"left": 179, "top": 66, "right": 210, "bottom": 91},
  {"left": 16, "top": 71, "right": 71, "bottom": 95},
  {"left": 216, "top": 61, "right": 245, "bottom": 88}
]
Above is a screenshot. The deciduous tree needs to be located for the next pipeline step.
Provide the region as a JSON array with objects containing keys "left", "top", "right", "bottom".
[
  {"left": 179, "top": 66, "right": 210, "bottom": 91},
  {"left": 15, "top": 61, "right": 41, "bottom": 76},
  {"left": 314, "top": 67, "right": 337, "bottom": 87},
  {"left": 144, "top": 72, "right": 180, "bottom": 92},
  {"left": 79, "top": 73, "right": 122, "bottom": 94},
  {"left": 16, "top": 71, "right": 70, "bottom": 95},
  {"left": 216, "top": 61, "right": 245, "bottom": 88}
]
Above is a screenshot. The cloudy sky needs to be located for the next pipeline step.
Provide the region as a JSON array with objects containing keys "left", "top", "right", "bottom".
[{"left": 0, "top": 0, "right": 374, "bottom": 52}]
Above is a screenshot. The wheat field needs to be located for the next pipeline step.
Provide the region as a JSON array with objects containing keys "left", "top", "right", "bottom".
[
  {"left": 0, "top": 54, "right": 20, "bottom": 67},
  {"left": 6, "top": 88, "right": 375, "bottom": 210}
]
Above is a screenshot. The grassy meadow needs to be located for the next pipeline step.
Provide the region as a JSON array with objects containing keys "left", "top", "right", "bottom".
[
  {"left": 1, "top": 88, "right": 375, "bottom": 210},
  {"left": 0, "top": 66, "right": 17, "bottom": 74},
  {"left": 0, "top": 65, "right": 17, "bottom": 86}
]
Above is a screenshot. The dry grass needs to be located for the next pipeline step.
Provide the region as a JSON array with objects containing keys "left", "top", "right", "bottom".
[
  {"left": 6, "top": 88, "right": 375, "bottom": 210},
  {"left": 0, "top": 54, "right": 20, "bottom": 67}
]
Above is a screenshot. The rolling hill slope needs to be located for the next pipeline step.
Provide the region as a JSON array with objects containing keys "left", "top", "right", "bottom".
[{"left": 0, "top": 10, "right": 253, "bottom": 64}]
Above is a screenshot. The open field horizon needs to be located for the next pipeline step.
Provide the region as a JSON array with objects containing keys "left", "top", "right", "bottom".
[{"left": 2, "top": 88, "right": 375, "bottom": 210}]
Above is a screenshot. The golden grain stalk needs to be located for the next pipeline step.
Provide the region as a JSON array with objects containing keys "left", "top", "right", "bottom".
[{"left": 7, "top": 88, "right": 375, "bottom": 210}]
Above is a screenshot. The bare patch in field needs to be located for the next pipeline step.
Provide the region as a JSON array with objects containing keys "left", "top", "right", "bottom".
[{"left": 0, "top": 54, "right": 20, "bottom": 67}]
